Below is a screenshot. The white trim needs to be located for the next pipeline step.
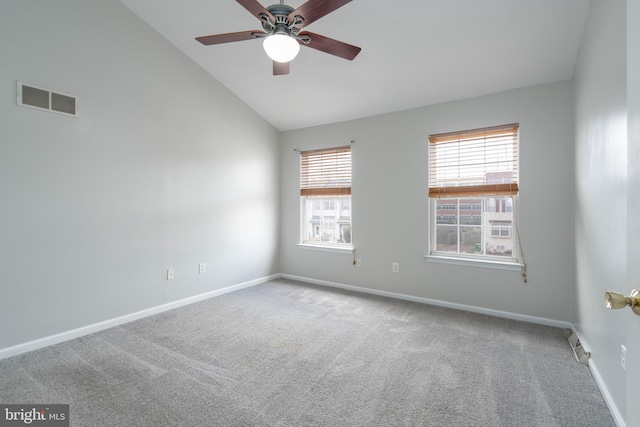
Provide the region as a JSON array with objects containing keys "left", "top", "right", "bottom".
[
  {"left": 0, "top": 274, "right": 279, "bottom": 361},
  {"left": 0, "top": 272, "right": 622, "bottom": 427},
  {"left": 0, "top": 273, "right": 622, "bottom": 426},
  {"left": 281, "top": 274, "right": 571, "bottom": 329},
  {"left": 426, "top": 254, "right": 524, "bottom": 271},
  {"left": 570, "top": 329, "right": 626, "bottom": 427},
  {"left": 297, "top": 243, "right": 354, "bottom": 255},
  {"left": 427, "top": 196, "right": 522, "bottom": 270}
]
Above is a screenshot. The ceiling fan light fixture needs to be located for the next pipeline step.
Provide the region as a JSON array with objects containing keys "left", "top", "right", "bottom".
[{"left": 263, "top": 34, "right": 300, "bottom": 63}]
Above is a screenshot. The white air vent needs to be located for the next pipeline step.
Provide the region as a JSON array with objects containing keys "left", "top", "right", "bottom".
[
  {"left": 568, "top": 333, "right": 590, "bottom": 365},
  {"left": 17, "top": 81, "right": 79, "bottom": 117}
]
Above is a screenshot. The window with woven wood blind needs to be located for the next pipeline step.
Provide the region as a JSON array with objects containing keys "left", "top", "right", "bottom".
[
  {"left": 300, "top": 146, "right": 351, "bottom": 196},
  {"left": 427, "top": 123, "right": 523, "bottom": 269},
  {"left": 428, "top": 123, "right": 519, "bottom": 198},
  {"left": 299, "top": 146, "right": 353, "bottom": 250}
]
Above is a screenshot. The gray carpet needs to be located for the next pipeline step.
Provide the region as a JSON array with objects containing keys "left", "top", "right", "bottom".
[{"left": 0, "top": 279, "right": 614, "bottom": 426}]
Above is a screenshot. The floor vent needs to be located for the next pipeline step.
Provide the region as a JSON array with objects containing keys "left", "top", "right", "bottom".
[
  {"left": 568, "top": 333, "right": 590, "bottom": 364},
  {"left": 17, "top": 81, "right": 79, "bottom": 117}
]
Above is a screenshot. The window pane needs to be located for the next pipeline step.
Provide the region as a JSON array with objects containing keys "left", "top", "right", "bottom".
[
  {"left": 460, "top": 199, "right": 482, "bottom": 225},
  {"left": 435, "top": 225, "right": 458, "bottom": 252},
  {"left": 460, "top": 226, "right": 481, "bottom": 254},
  {"left": 436, "top": 199, "right": 458, "bottom": 224},
  {"left": 302, "top": 196, "right": 351, "bottom": 245},
  {"left": 484, "top": 197, "right": 513, "bottom": 257},
  {"left": 341, "top": 225, "right": 351, "bottom": 243}
]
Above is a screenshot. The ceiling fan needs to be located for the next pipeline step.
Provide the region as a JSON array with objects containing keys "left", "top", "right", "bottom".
[{"left": 195, "top": 0, "right": 361, "bottom": 75}]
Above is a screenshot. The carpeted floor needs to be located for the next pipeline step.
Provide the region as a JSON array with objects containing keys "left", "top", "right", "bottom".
[{"left": 0, "top": 279, "right": 615, "bottom": 426}]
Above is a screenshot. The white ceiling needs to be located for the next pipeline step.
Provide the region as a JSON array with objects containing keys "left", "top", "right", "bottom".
[{"left": 120, "top": 0, "right": 590, "bottom": 131}]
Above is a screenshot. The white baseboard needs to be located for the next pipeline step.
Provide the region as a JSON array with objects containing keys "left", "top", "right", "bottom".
[
  {"left": 0, "top": 273, "right": 280, "bottom": 361},
  {"left": 0, "top": 272, "right": 625, "bottom": 427},
  {"left": 282, "top": 274, "right": 625, "bottom": 426},
  {"left": 570, "top": 330, "right": 626, "bottom": 427},
  {"left": 281, "top": 274, "right": 573, "bottom": 329}
]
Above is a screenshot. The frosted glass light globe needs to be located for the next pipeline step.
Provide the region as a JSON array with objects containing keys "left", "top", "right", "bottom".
[{"left": 263, "top": 34, "right": 300, "bottom": 63}]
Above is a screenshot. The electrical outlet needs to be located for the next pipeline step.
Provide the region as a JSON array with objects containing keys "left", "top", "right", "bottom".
[
  {"left": 621, "top": 345, "right": 627, "bottom": 370},
  {"left": 392, "top": 262, "right": 399, "bottom": 273},
  {"left": 167, "top": 269, "right": 175, "bottom": 280},
  {"left": 199, "top": 263, "right": 206, "bottom": 274},
  {"left": 356, "top": 259, "right": 362, "bottom": 268}
]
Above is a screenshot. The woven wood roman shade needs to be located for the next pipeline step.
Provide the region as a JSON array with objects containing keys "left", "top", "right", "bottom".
[
  {"left": 428, "top": 124, "right": 519, "bottom": 198},
  {"left": 300, "top": 146, "right": 351, "bottom": 197}
]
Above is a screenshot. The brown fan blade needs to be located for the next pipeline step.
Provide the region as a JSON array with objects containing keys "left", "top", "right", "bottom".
[
  {"left": 299, "top": 31, "right": 361, "bottom": 60},
  {"left": 236, "top": 0, "right": 274, "bottom": 22},
  {"left": 196, "top": 30, "right": 261, "bottom": 45},
  {"left": 289, "top": 0, "right": 352, "bottom": 28},
  {"left": 273, "top": 61, "right": 290, "bottom": 75}
]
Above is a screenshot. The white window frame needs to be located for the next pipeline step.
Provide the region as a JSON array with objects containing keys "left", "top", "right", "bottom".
[
  {"left": 299, "top": 195, "right": 353, "bottom": 253},
  {"left": 427, "top": 196, "right": 523, "bottom": 271}
]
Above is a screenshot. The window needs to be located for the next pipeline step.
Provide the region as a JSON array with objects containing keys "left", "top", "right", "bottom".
[
  {"left": 300, "top": 146, "right": 352, "bottom": 249},
  {"left": 324, "top": 200, "right": 335, "bottom": 210},
  {"left": 490, "top": 221, "right": 512, "bottom": 238},
  {"left": 428, "top": 124, "right": 520, "bottom": 265}
]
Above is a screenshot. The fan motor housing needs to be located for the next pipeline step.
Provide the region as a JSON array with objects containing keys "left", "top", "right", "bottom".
[
  {"left": 266, "top": 4, "right": 295, "bottom": 17},
  {"left": 263, "top": 4, "right": 301, "bottom": 36}
]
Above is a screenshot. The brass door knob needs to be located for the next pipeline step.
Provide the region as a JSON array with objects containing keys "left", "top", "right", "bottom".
[{"left": 605, "top": 289, "right": 640, "bottom": 315}]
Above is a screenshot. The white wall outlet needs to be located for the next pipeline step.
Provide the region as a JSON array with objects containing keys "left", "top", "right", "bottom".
[
  {"left": 356, "top": 259, "right": 362, "bottom": 268},
  {"left": 392, "top": 262, "right": 399, "bottom": 273},
  {"left": 199, "top": 263, "right": 206, "bottom": 274},
  {"left": 167, "top": 269, "right": 175, "bottom": 280},
  {"left": 621, "top": 345, "right": 627, "bottom": 370}
]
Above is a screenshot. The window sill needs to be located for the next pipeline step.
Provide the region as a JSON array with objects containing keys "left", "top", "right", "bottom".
[
  {"left": 298, "top": 243, "right": 354, "bottom": 255},
  {"left": 425, "top": 254, "right": 524, "bottom": 271}
]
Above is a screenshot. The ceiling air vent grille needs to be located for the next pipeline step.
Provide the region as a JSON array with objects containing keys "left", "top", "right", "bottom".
[{"left": 17, "top": 82, "right": 79, "bottom": 117}]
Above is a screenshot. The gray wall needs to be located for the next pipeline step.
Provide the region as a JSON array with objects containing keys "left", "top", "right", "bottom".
[
  {"left": 0, "top": 0, "right": 280, "bottom": 350},
  {"left": 280, "top": 81, "right": 575, "bottom": 322},
  {"left": 573, "top": 0, "right": 628, "bottom": 420},
  {"left": 627, "top": 0, "right": 640, "bottom": 424}
]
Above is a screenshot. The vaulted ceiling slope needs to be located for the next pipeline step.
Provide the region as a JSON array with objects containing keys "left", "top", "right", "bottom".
[{"left": 120, "top": 0, "right": 590, "bottom": 131}]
